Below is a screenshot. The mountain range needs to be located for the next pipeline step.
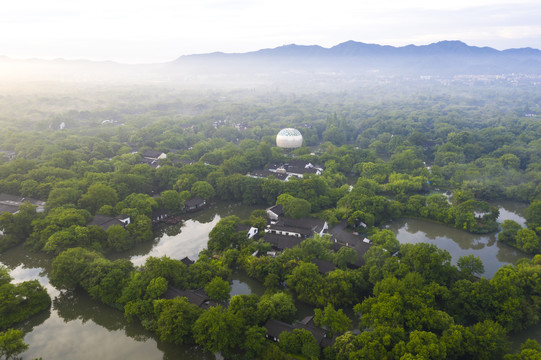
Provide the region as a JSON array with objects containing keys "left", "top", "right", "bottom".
[
  {"left": 2, "top": 40, "right": 541, "bottom": 86},
  {"left": 178, "top": 40, "right": 541, "bottom": 59},
  {"left": 173, "top": 40, "right": 541, "bottom": 76}
]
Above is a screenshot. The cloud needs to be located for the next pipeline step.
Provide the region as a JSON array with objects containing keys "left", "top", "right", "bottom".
[{"left": 0, "top": 0, "right": 540, "bottom": 62}]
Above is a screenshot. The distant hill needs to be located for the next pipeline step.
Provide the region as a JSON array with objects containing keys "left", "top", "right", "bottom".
[
  {"left": 177, "top": 40, "right": 541, "bottom": 59},
  {"left": 174, "top": 40, "right": 541, "bottom": 76},
  {"left": 2, "top": 40, "right": 541, "bottom": 87}
]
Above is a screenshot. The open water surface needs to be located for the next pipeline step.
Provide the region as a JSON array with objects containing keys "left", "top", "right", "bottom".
[{"left": 387, "top": 201, "right": 529, "bottom": 278}]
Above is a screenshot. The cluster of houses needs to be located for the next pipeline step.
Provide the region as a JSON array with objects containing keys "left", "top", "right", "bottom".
[
  {"left": 0, "top": 193, "right": 46, "bottom": 215},
  {"left": 85, "top": 196, "right": 208, "bottom": 231},
  {"left": 140, "top": 150, "right": 167, "bottom": 169},
  {"left": 162, "top": 256, "right": 337, "bottom": 348},
  {"left": 264, "top": 204, "right": 372, "bottom": 269},
  {"left": 265, "top": 315, "right": 334, "bottom": 348},
  {"left": 157, "top": 202, "right": 371, "bottom": 348},
  {"left": 0, "top": 150, "right": 16, "bottom": 161},
  {"left": 211, "top": 118, "right": 252, "bottom": 131},
  {"left": 87, "top": 214, "right": 131, "bottom": 231},
  {"left": 0, "top": 194, "right": 46, "bottom": 237},
  {"left": 248, "top": 159, "right": 325, "bottom": 182}
]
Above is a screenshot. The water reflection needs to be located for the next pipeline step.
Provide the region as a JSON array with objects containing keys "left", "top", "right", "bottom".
[
  {"left": 388, "top": 202, "right": 530, "bottom": 279},
  {"left": 0, "top": 203, "right": 263, "bottom": 360},
  {"left": 130, "top": 216, "right": 222, "bottom": 266},
  {"left": 495, "top": 200, "right": 527, "bottom": 227},
  {"left": 112, "top": 202, "right": 263, "bottom": 267},
  {"left": 230, "top": 270, "right": 265, "bottom": 298}
]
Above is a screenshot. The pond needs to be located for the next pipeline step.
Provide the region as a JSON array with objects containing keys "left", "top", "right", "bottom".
[
  {"left": 386, "top": 201, "right": 529, "bottom": 279},
  {"left": 111, "top": 202, "right": 261, "bottom": 266},
  {"left": 0, "top": 245, "right": 214, "bottom": 360},
  {"left": 1, "top": 202, "right": 262, "bottom": 360}
]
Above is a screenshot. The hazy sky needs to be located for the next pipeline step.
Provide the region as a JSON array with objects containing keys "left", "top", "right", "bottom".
[{"left": 2, "top": 0, "right": 540, "bottom": 63}]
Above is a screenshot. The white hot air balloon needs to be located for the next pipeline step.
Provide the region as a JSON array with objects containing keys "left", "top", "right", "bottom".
[{"left": 276, "top": 128, "right": 303, "bottom": 149}]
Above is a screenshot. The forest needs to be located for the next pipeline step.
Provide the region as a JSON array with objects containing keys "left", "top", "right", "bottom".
[{"left": 1, "top": 78, "right": 541, "bottom": 359}]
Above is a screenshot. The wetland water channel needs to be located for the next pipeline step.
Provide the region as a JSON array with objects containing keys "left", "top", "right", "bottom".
[{"left": 0, "top": 200, "right": 537, "bottom": 358}]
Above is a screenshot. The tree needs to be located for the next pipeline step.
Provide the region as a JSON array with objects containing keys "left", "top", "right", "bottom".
[
  {"left": 333, "top": 246, "right": 358, "bottom": 269},
  {"left": 286, "top": 262, "right": 324, "bottom": 305},
  {"left": 314, "top": 304, "right": 352, "bottom": 337},
  {"left": 0, "top": 202, "right": 38, "bottom": 251},
  {"left": 499, "top": 154, "right": 521, "bottom": 170},
  {"left": 49, "top": 247, "right": 103, "bottom": 289},
  {"left": 78, "top": 183, "right": 118, "bottom": 214},
  {"left": 0, "top": 278, "right": 51, "bottom": 330},
  {"left": 399, "top": 243, "right": 456, "bottom": 286},
  {"left": 46, "top": 186, "right": 81, "bottom": 210},
  {"left": 193, "top": 305, "right": 244, "bottom": 356},
  {"left": 398, "top": 330, "right": 447, "bottom": 360},
  {"left": 526, "top": 201, "right": 541, "bottom": 230},
  {"left": 243, "top": 326, "right": 269, "bottom": 359},
  {"left": 190, "top": 181, "right": 215, "bottom": 201},
  {"left": 390, "top": 149, "right": 424, "bottom": 173},
  {"left": 504, "top": 339, "right": 541, "bottom": 360},
  {"left": 279, "top": 328, "right": 320, "bottom": 359},
  {"left": 276, "top": 194, "right": 311, "bottom": 219},
  {"left": 115, "top": 193, "right": 157, "bottom": 218},
  {"left": 204, "top": 276, "right": 230, "bottom": 302},
  {"left": 516, "top": 228, "right": 540, "bottom": 254},
  {"left": 174, "top": 173, "right": 198, "bottom": 192},
  {"left": 469, "top": 320, "right": 508, "bottom": 360},
  {"left": 208, "top": 215, "right": 240, "bottom": 251},
  {"left": 457, "top": 254, "right": 485, "bottom": 279},
  {"left": 0, "top": 329, "right": 28, "bottom": 360},
  {"left": 144, "top": 276, "right": 168, "bottom": 300},
  {"left": 498, "top": 220, "right": 522, "bottom": 245},
  {"left": 257, "top": 292, "right": 297, "bottom": 323},
  {"left": 140, "top": 256, "right": 188, "bottom": 288},
  {"left": 107, "top": 224, "right": 130, "bottom": 252},
  {"left": 370, "top": 229, "right": 400, "bottom": 253},
  {"left": 228, "top": 294, "right": 261, "bottom": 326},
  {"left": 153, "top": 297, "right": 202, "bottom": 345},
  {"left": 160, "top": 190, "right": 184, "bottom": 212}
]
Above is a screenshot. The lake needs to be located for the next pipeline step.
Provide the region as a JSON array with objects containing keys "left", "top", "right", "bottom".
[
  {"left": 1, "top": 202, "right": 261, "bottom": 360},
  {"left": 387, "top": 201, "right": 529, "bottom": 279}
]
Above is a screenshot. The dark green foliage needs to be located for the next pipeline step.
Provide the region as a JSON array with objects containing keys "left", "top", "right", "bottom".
[
  {"left": 5, "top": 84, "right": 541, "bottom": 359},
  {"left": 207, "top": 215, "right": 241, "bottom": 251},
  {"left": 457, "top": 254, "right": 485, "bottom": 279},
  {"left": 526, "top": 201, "right": 541, "bottom": 230},
  {"left": 0, "top": 329, "right": 28, "bottom": 360},
  {"left": 78, "top": 183, "right": 118, "bottom": 214},
  {"left": 504, "top": 339, "right": 541, "bottom": 360},
  {"left": 314, "top": 304, "right": 351, "bottom": 337},
  {"left": 499, "top": 220, "right": 523, "bottom": 246},
  {"left": 154, "top": 297, "right": 202, "bottom": 344},
  {"left": 204, "top": 276, "right": 230, "bottom": 302},
  {"left": 279, "top": 328, "right": 320, "bottom": 359},
  {"left": 0, "top": 267, "right": 51, "bottom": 330},
  {"left": 193, "top": 305, "right": 244, "bottom": 357},
  {"left": 257, "top": 292, "right": 296, "bottom": 323},
  {"left": 276, "top": 194, "right": 311, "bottom": 219},
  {"left": 0, "top": 203, "right": 38, "bottom": 252}
]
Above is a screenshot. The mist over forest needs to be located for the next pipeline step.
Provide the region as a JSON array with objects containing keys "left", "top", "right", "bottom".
[
  {"left": 2, "top": 40, "right": 541, "bottom": 360},
  {"left": 1, "top": 40, "right": 541, "bottom": 89}
]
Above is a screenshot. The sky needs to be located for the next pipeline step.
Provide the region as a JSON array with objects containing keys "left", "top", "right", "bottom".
[{"left": 1, "top": 0, "right": 540, "bottom": 64}]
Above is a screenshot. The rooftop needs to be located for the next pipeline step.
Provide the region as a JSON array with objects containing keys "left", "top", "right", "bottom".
[
  {"left": 263, "top": 233, "right": 303, "bottom": 250},
  {"left": 185, "top": 196, "right": 206, "bottom": 207}
]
